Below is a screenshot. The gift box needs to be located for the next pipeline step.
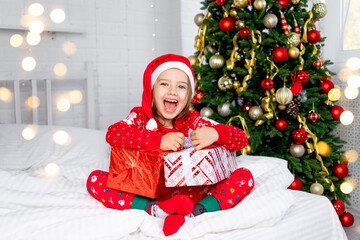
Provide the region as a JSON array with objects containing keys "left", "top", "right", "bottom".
[
  {"left": 107, "top": 147, "right": 172, "bottom": 198},
  {"left": 163, "top": 146, "right": 237, "bottom": 187}
]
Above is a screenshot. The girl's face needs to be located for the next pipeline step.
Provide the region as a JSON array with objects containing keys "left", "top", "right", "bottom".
[{"left": 152, "top": 68, "right": 191, "bottom": 127}]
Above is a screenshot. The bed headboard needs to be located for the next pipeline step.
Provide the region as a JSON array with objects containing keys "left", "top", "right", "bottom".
[{"left": 0, "top": 62, "right": 95, "bottom": 128}]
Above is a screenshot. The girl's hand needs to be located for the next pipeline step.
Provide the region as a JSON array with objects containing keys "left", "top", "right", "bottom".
[
  {"left": 190, "top": 127, "right": 219, "bottom": 150},
  {"left": 160, "top": 132, "right": 185, "bottom": 151}
]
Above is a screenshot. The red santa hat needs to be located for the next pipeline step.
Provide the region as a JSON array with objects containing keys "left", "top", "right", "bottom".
[{"left": 142, "top": 54, "right": 195, "bottom": 130}]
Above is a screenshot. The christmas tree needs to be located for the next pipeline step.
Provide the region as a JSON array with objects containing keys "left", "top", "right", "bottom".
[{"left": 190, "top": 0, "right": 354, "bottom": 227}]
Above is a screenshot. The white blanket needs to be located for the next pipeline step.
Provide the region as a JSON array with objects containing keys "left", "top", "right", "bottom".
[{"left": 0, "top": 124, "right": 347, "bottom": 239}]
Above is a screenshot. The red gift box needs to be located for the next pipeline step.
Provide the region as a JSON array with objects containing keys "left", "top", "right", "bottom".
[
  {"left": 107, "top": 147, "right": 172, "bottom": 198},
  {"left": 163, "top": 146, "right": 237, "bottom": 187}
]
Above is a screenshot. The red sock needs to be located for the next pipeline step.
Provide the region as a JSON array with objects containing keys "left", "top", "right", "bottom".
[
  {"left": 163, "top": 215, "right": 185, "bottom": 236},
  {"left": 158, "top": 195, "right": 194, "bottom": 215}
]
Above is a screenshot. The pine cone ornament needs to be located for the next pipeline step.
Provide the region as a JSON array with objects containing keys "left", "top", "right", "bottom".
[{"left": 286, "top": 96, "right": 301, "bottom": 117}]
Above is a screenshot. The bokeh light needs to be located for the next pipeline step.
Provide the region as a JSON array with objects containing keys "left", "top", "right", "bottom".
[
  {"left": 328, "top": 87, "right": 341, "bottom": 101},
  {"left": 57, "top": 98, "right": 71, "bottom": 112},
  {"left": 25, "top": 96, "right": 41, "bottom": 109},
  {"left": 29, "top": 20, "right": 45, "bottom": 34},
  {"left": 53, "top": 130, "right": 71, "bottom": 145},
  {"left": 53, "top": 63, "right": 67, "bottom": 77},
  {"left": 344, "top": 149, "right": 358, "bottom": 164},
  {"left": 344, "top": 86, "right": 359, "bottom": 100},
  {"left": 22, "top": 125, "right": 38, "bottom": 140},
  {"left": 26, "top": 32, "right": 41, "bottom": 46},
  {"left": 340, "top": 111, "right": 354, "bottom": 126},
  {"left": 346, "top": 57, "right": 360, "bottom": 71},
  {"left": 10, "top": 34, "right": 24, "bottom": 47},
  {"left": 50, "top": 9, "right": 66, "bottom": 23},
  {"left": 28, "top": 3, "right": 44, "bottom": 17},
  {"left": 62, "top": 41, "right": 77, "bottom": 55},
  {"left": 340, "top": 181, "right": 354, "bottom": 194},
  {"left": 21, "top": 56, "right": 36, "bottom": 71},
  {"left": 338, "top": 68, "right": 353, "bottom": 82},
  {"left": 0, "top": 87, "right": 13, "bottom": 102},
  {"left": 44, "top": 163, "right": 60, "bottom": 177},
  {"left": 68, "top": 90, "right": 83, "bottom": 104},
  {"left": 347, "top": 74, "right": 360, "bottom": 88}
]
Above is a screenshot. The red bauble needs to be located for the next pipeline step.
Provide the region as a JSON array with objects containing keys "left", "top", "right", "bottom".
[
  {"left": 239, "top": 27, "right": 250, "bottom": 38},
  {"left": 243, "top": 103, "right": 252, "bottom": 112},
  {"left": 332, "top": 199, "right": 345, "bottom": 215},
  {"left": 329, "top": 105, "right": 344, "bottom": 121},
  {"left": 261, "top": 78, "right": 274, "bottom": 90},
  {"left": 333, "top": 163, "right": 349, "bottom": 179},
  {"left": 272, "top": 47, "right": 288, "bottom": 63},
  {"left": 216, "top": 0, "right": 226, "bottom": 6},
  {"left": 219, "top": 17, "right": 235, "bottom": 32},
  {"left": 290, "top": 82, "right": 302, "bottom": 95},
  {"left": 288, "top": 177, "right": 302, "bottom": 190},
  {"left": 308, "top": 112, "right": 320, "bottom": 122},
  {"left": 192, "top": 89, "right": 205, "bottom": 105},
  {"left": 307, "top": 30, "right": 321, "bottom": 43},
  {"left": 295, "top": 70, "right": 309, "bottom": 84},
  {"left": 275, "top": 119, "right": 288, "bottom": 131},
  {"left": 277, "top": 0, "right": 289, "bottom": 9},
  {"left": 340, "top": 212, "right": 355, "bottom": 227},
  {"left": 320, "top": 78, "right": 334, "bottom": 94},
  {"left": 313, "top": 59, "right": 324, "bottom": 69},
  {"left": 291, "top": 128, "right": 308, "bottom": 144}
]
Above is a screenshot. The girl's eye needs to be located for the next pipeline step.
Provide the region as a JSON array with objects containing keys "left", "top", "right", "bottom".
[
  {"left": 160, "top": 82, "right": 168, "bottom": 86},
  {"left": 178, "top": 85, "right": 186, "bottom": 89}
]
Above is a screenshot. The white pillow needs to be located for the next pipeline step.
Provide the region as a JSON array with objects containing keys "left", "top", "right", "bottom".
[{"left": 0, "top": 124, "right": 110, "bottom": 171}]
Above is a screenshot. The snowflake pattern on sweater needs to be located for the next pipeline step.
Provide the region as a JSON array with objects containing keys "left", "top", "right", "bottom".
[{"left": 106, "top": 107, "right": 248, "bottom": 152}]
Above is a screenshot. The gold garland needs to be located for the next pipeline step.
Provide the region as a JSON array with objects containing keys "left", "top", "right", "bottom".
[
  {"left": 227, "top": 115, "right": 251, "bottom": 155},
  {"left": 236, "top": 30, "right": 262, "bottom": 94},
  {"left": 194, "top": 9, "right": 211, "bottom": 68},
  {"left": 297, "top": 115, "right": 335, "bottom": 192},
  {"left": 226, "top": 33, "right": 240, "bottom": 70}
]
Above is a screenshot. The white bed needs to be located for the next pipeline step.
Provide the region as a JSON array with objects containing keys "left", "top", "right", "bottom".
[{"left": 0, "top": 124, "right": 347, "bottom": 240}]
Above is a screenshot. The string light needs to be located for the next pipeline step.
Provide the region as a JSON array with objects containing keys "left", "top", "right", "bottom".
[
  {"left": 0, "top": 87, "right": 13, "bottom": 102},
  {"left": 346, "top": 57, "right": 360, "bottom": 71},
  {"left": 25, "top": 95, "right": 41, "bottom": 109},
  {"left": 21, "top": 56, "right": 36, "bottom": 71},
  {"left": 338, "top": 68, "right": 354, "bottom": 82},
  {"left": 22, "top": 125, "right": 38, "bottom": 140},
  {"left": 328, "top": 86, "right": 341, "bottom": 101},
  {"left": 44, "top": 163, "right": 60, "bottom": 178},
  {"left": 53, "top": 63, "right": 67, "bottom": 77},
  {"left": 68, "top": 90, "right": 83, "bottom": 104},
  {"left": 347, "top": 74, "right": 360, "bottom": 88},
  {"left": 344, "top": 86, "right": 359, "bottom": 99},
  {"left": 57, "top": 98, "right": 71, "bottom": 112},
  {"left": 10, "top": 34, "right": 24, "bottom": 47},
  {"left": 28, "top": 3, "right": 44, "bottom": 17},
  {"left": 340, "top": 181, "right": 354, "bottom": 194},
  {"left": 52, "top": 130, "right": 71, "bottom": 145},
  {"left": 344, "top": 149, "right": 358, "bottom": 164},
  {"left": 340, "top": 110, "right": 354, "bottom": 125},
  {"left": 62, "top": 41, "right": 77, "bottom": 55},
  {"left": 29, "top": 20, "right": 45, "bottom": 34},
  {"left": 50, "top": 9, "right": 66, "bottom": 23},
  {"left": 26, "top": 32, "right": 41, "bottom": 46}
]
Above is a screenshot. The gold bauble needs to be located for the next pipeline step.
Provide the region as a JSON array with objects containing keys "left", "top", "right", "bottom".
[
  {"left": 248, "top": 106, "right": 263, "bottom": 120},
  {"left": 194, "top": 13, "right": 205, "bottom": 26},
  {"left": 276, "top": 86, "right": 293, "bottom": 105},
  {"left": 288, "top": 47, "right": 300, "bottom": 59},
  {"left": 209, "top": 54, "right": 225, "bottom": 69},
  {"left": 317, "top": 141, "right": 331, "bottom": 157},
  {"left": 217, "top": 102, "right": 232, "bottom": 117},
  {"left": 232, "top": 80, "right": 240, "bottom": 89},
  {"left": 234, "top": 0, "right": 248, "bottom": 9},
  {"left": 235, "top": 19, "right": 246, "bottom": 30},
  {"left": 310, "top": 182, "right": 324, "bottom": 195},
  {"left": 290, "top": 0, "right": 300, "bottom": 4},
  {"left": 204, "top": 45, "right": 217, "bottom": 56},
  {"left": 253, "top": 0, "right": 267, "bottom": 10},
  {"left": 278, "top": 104, "right": 287, "bottom": 110},
  {"left": 312, "top": 3, "right": 328, "bottom": 19},
  {"left": 290, "top": 144, "right": 305, "bottom": 158},
  {"left": 263, "top": 13, "right": 278, "bottom": 28},
  {"left": 200, "top": 107, "right": 214, "bottom": 118},
  {"left": 218, "top": 76, "right": 232, "bottom": 91},
  {"left": 287, "top": 32, "right": 300, "bottom": 47},
  {"left": 188, "top": 55, "right": 199, "bottom": 66},
  {"left": 230, "top": 8, "right": 238, "bottom": 18}
]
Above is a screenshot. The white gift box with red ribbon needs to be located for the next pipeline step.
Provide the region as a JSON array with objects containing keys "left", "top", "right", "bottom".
[{"left": 163, "top": 146, "right": 237, "bottom": 187}]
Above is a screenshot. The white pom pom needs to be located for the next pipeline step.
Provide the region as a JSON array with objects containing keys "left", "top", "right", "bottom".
[{"left": 146, "top": 118, "right": 158, "bottom": 130}]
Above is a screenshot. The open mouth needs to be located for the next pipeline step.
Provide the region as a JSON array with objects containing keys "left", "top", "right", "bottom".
[{"left": 163, "top": 99, "right": 178, "bottom": 113}]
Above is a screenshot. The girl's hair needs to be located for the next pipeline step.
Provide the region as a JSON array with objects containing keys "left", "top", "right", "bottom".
[{"left": 152, "top": 78, "right": 192, "bottom": 130}]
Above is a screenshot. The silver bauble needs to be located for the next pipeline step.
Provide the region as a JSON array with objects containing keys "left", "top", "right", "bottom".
[
  {"left": 263, "top": 13, "right": 278, "bottom": 28},
  {"left": 188, "top": 55, "right": 199, "bottom": 66},
  {"left": 209, "top": 54, "right": 225, "bottom": 69},
  {"left": 312, "top": 3, "right": 327, "bottom": 19},
  {"left": 276, "top": 86, "right": 293, "bottom": 105},
  {"left": 287, "top": 32, "right": 301, "bottom": 47},
  {"left": 218, "top": 76, "right": 232, "bottom": 91},
  {"left": 204, "top": 45, "right": 217, "bottom": 56},
  {"left": 290, "top": 144, "right": 305, "bottom": 158},
  {"left": 194, "top": 13, "right": 205, "bottom": 26},
  {"left": 253, "top": 0, "right": 267, "bottom": 10},
  {"left": 310, "top": 182, "right": 324, "bottom": 195},
  {"left": 217, "top": 102, "right": 232, "bottom": 117},
  {"left": 248, "top": 106, "right": 263, "bottom": 120},
  {"left": 200, "top": 107, "right": 214, "bottom": 118}
]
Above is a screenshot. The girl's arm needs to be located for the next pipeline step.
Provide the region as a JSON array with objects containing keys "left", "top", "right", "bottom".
[
  {"left": 192, "top": 114, "right": 248, "bottom": 152},
  {"left": 106, "top": 110, "right": 163, "bottom": 150}
]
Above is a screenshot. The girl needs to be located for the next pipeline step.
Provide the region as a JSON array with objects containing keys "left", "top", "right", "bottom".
[{"left": 87, "top": 54, "right": 254, "bottom": 236}]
